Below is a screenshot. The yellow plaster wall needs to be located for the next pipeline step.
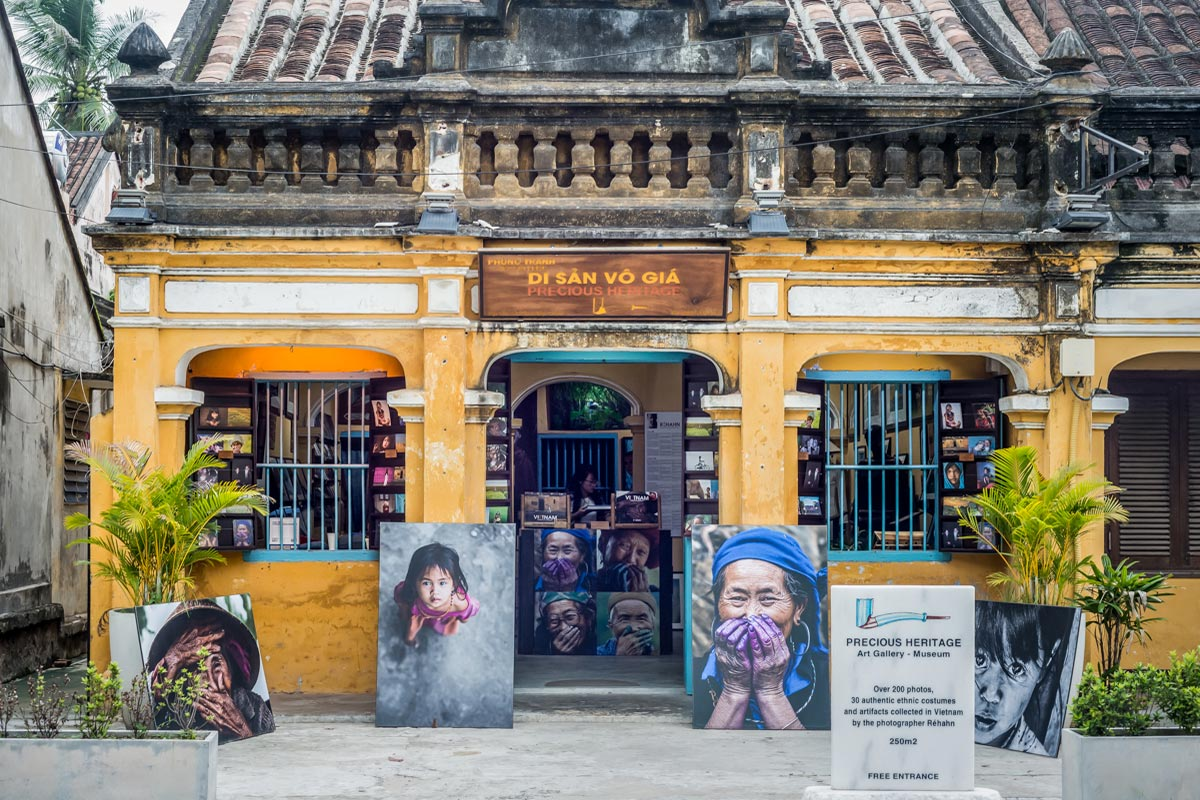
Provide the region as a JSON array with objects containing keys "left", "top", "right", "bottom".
[
  {"left": 190, "top": 557, "right": 380, "bottom": 693},
  {"left": 1123, "top": 583, "right": 1200, "bottom": 667},
  {"left": 830, "top": 556, "right": 1004, "bottom": 598}
]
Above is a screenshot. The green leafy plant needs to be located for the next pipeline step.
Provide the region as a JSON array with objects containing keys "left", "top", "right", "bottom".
[
  {"left": 9, "top": 0, "right": 153, "bottom": 130},
  {"left": 152, "top": 647, "right": 213, "bottom": 739},
  {"left": 1070, "top": 663, "right": 1162, "bottom": 736},
  {"left": 22, "top": 669, "right": 72, "bottom": 738},
  {"left": 1155, "top": 649, "right": 1200, "bottom": 734},
  {"left": 74, "top": 661, "right": 123, "bottom": 739},
  {"left": 120, "top": 671, "right": 155, "bottom": 739},
  {"left": 66, "top": 439, "right": 267, "bottom": 606},
  {"left": 0, "top": 683, "right": 18, "bottom": 737},
  {"left": 956, "top": 446, "right": 1128, "bottom": 606},
  {"left": 1074, "top": 555, "right": 1171, "bottom": 679}
]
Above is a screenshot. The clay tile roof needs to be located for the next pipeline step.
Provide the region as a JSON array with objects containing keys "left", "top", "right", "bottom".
[
  {"left": 187, "top": 0, "right": 1200, "bottom": 87},
  {"left": 63, "top": 133, "right": 110, "bottom": 209}
]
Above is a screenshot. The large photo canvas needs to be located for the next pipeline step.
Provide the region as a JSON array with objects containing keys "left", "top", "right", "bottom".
[
  {"left": 974, "top": 600, "right": 1085, "bottom": 757},
  {"left": 131, "top": 594, "right": 275, "bottom": 743},
  {"left": 691, "top": 525, "right": 829, "bottom": 730},
  {"left": 376, "top": 523, "right": 516, "bottom": 728}
]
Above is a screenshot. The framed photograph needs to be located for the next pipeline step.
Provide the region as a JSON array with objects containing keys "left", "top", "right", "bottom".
[
  {"left": 372, "top": 434, "right": 401, "bottom": 458},
  {"left": 486, "top": 417, "right": 508, "bottom": 439},
  {"left": 941, "top": 436, "right": 968, "bottom": 456},
  {"left": 222, "top": 434, "right": 252, "bottom": 459},
  {"left": 976, "top": 461, "right": 996, "bottom": 490},
  {"left": 940, "top": 402, "right": 964, "bottom": 430},
  {"left": 799, "top": 433, "right": 823, "bottom": 458},
  {"left": 939, "top": 521, "right": 963, "bottom": 549},
  {"left": 487, "top": 443, "right": 508, "bottom": 473},
  {"left": 613, "top": 491, "right": 660, "bottom": 528},
  {"left": 685, "top": 418, "right": 714, "bottom": 437},
  {"left": 226, "top": 407, "right": 251, "bottom": 428},
  {"left": 520, "top": 492, "right": 571, "bottom": 528},
  {"left": 970, "top": 402, "right": 997, "bottom": 431},
  {"left": 487, "top": 505, "right": 510, "bottom": 524},
  {"left": 392, "top": 465, "right": 406, "bottom": 483},
  {"left": 686, "top": 381, "right": 709, "bottom": 410},
  {"left": 685, "top": 479, "right": 718, "bottom": 500},
  {"left": 373, "top": 467, "right": 396, "bottom": 487},
  {"left": 802, "top": 461, "right": 823, "bottom": 490},
  {"left": 374, "top": 494, "right": 403, "bottom": 514},
  {"left": 198, "top": 406, "right": 225, "bottom": 429},
  {"left": 967, "top": 435, "right": 995, "bottom": 456},
  {"left": 194, "top": 467, "right": 220, "bottom": 491},
  {"left": 943, "top": 462, "right": 966, "bottom": 490},
  {"left": 197, "top": 528, "right": 219, "bottom": 548},
  {"left": 371, "top": 400, "right": 395, "bottom": 429},
  {"left": 231, "top": 458, "right": 255, "bottom": 487},
  {"left": 976, "top": 521, "right": 998, "bottom": 550},
  {"left": 798, "top": 495, "right": 822, "bottom": 516},
  {"left": 798, "top": 409, "right": 821, "bottom": 430},
  {"left": 684, "top": 513, "right": 716, "bottom": 534},
  {"left": 231, "top": 518, "right": 255, "bottom": 549},
  {"left": 485, "top": 480, "right": 509, "bottom": 502},
  {"left": 942, "top": 495, "right": 973, "bottom": 517},
  {"left": 685, "top": 451, "right": 715, "bottom": 473}
]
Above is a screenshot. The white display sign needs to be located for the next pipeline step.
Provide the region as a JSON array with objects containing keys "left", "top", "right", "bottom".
[
  {"left": 644, "top": 411, "right": 682, "bottom": 537},
  {"left": 830, "top": 585, "right": 975, "bottom": 792}
]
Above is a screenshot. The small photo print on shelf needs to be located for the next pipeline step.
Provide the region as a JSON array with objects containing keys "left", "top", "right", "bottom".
[
  {"left": 613, "top": 491, "right": 660, "bottom": 527},
  {"left": 685, "top": 513, "right": 717, "bottom": 534},
  {"left": 231, "top": 458, "right": 255, "bottom": 487},
  {"left": 942, "top": 435, "right": 969, "bottom": 456},
  {"left": 798, "top": 495, "right": 822, "bottom": 516},
  {"left": 195, "top": 467, "right": 220, "bottom": 491},
  {"left": 802, "top": 461, "right": 823, "bottom": 490},
  {"left": 487, "top": 443, "right": 508, "bottom": 473},
  {"left": 942, "top": 495, "right": 975, "bottom": 517},
  {"left": 976, "top": 521, "right": 998, "bottom": 550},
  {"left": 686, "top": 381, "right": 721, "bottom": 410},
  {"left": 940, "top": 521, "right": 963, "bottom": 549},
  {"left": 943, "top": 462, "right": 966, "bottom": 490},
  {"left": 198, "top": 528, "right": 219, "bottom": 548},
  {"left": 485, "top": 480, "right": 509, "bottom": 502},
  {"left": 798, "top": 409, "right": 821, "bottom": 430},
  {"left": 372, "top": 434, "right": 404, "bottom": 457},
  {"left": 976, "top": 461, "right": 996, "bottom": 490},
  {"left": 375, "top": 494, "right": 405, "bottom": 514},
  {"left": 685, "top": 479, "right": 718, "bottom": 500},
  {"left": 521, "top": 493, "right": 571, "bottom": 528},
  {"left": 799, "top": 433, "right": 823, "bottom": 457},
  {"left": 220, "top": 434, "right": 251, "bottom": 458},
  {"left": 685, "top": 451, "right": 715, "bottom": 472},
  {"left": 487, "top": 506, "right": 510, "bottom": 524},
  {"left": 371, "top": 400, "right": 396, "bottom": 429},
  {"left": 968, "top": 435, "right": 995, "bottom": 456},
  {"left": 685, "top": 418, "right": 714, "bottom": 437},
  {"left": 373, "top": 467, "right": 405, "bottom": 487},
  {"left": 941, "top": 402, "right": 964, "bottom": 430},
  {"left": 227, "top": 407, "right": 251, "bottom": 428},
  {"left": 198, "top": 406, "right": 225, "bottom": 429},
  {"left": 231, "top": 519, "right": 254, "bottom": 549},
  {"left": 486, "top": 417, "right": 508, "bottom": 439},
  {"left": 970, "top": 402, "right": 998, "bottom": 430}
]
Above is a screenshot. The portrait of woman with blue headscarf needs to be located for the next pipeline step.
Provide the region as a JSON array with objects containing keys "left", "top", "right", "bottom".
[
  {"left": 534, "top": 529, "right": 595, "bottom": 593},
  {"left": 694, "top": 527, "right": 830, "bottom": 730}
]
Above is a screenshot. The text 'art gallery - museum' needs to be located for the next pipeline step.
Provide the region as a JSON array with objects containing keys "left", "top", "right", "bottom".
[{"left": 87, "top": 0, "right": 1200, "bottom": 692}]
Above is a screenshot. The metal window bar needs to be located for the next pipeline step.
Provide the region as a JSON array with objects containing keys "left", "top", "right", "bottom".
[
  {"left": 255, "top": 379, "right": 371, "bottom": 551},
  {"left": 824, "top": 381, "right": 939, "bottom": 554},
  {"left": 537, "top": 434, "right": 620, "bottom": 498}
]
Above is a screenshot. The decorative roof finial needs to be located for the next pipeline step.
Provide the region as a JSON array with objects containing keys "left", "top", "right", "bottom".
[
  {"left": 117, "top": 23, "right": 171, "bottom": 76},
  {"left": 1040, "top": 29, "right": 1094, "bottom": 74}
]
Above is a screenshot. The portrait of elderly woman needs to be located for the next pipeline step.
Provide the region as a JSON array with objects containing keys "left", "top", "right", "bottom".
[
  {"left": 137, "top": 595, "right": 275, "bottom": 743},
  {"left": 975, "top": 600, "right": 1083, "bottom": 757},
  {"left": 596, "top": 592, "right": 658, "bottom": 656},
  {"left": 534, "top": 592, "right": 597, "bottom": 656},
  {"left": 534, "top": 529, "right": 595, "bottom": 592},
  {"left": 595, "top": 528, "right": 659, "bottom": 592},
  {"left": 692, "top": 526, "right": 829, "bottom": 731}
]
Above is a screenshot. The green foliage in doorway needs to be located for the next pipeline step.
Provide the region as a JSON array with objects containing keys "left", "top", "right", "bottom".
[{"left": 546, "top": 382, "right": 632, "bottom": 431}]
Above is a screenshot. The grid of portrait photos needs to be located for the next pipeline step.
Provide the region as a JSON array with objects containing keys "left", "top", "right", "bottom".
[
  {"left": 795, "top": 381, "right": 826, "bottom": 525},
  {"left": 116, "top": 593, "right": 275, "bottom": 744},
  {"left": 938, "top": 381, "right": 1002, "bottom": 552},
  {"left": 528, "top": 527, "right": 665, "bottom": 658},
  {"left": 193, "top": 396, "right": 258, "bottom": 550},
  {"left": 974, "top": 600, "right": 1085, "bottom": 757},
  {"left": 376, "top": 523, "right": 515, "bottom": 728},
  {"left": 484, "top": 372, "right": 512, "bottom": 525},
  {"left": 369, "top": 394, "right": 405, "bottom": 544},
  {"left": 690, "top": 525, "right": 829, "bottom": 731}
]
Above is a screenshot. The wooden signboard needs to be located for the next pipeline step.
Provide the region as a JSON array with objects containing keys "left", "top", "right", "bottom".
[
  {"left": 479, "top": 249, "right": 729, "bottom": 321},
  {"left": 613, "top": 491, "right": 661, "bottom": 528},
  {"left": 520, "top": 492, "right": 571, "bottom": 528}
]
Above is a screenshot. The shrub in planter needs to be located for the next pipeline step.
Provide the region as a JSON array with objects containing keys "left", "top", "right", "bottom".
[{"left": 1073, "top": 555, "right": 1171, "bottom": 680}]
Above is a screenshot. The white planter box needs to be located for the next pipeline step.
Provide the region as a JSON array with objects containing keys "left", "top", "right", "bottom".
[
  {"left": 1061, "top": 728, "right": 1200, "bottom": 800},
  {"left": 0, "top": 730, "right": 217, "bottom": 800}
]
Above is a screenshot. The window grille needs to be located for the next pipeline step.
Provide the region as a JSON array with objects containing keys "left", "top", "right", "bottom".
[
  {"left": 825, "top": 379, "right": 940, "bottom": 555},
  {"left": 537, "top": 434, "right": 619, "bottom": 497},
  {"left": 256, "top": 379, "right": 373, "bottom": 551}
]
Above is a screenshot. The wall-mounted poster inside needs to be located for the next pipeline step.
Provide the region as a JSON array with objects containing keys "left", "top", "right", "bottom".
[
  {"left": 376, "top": 523, "right": 516, "bottom": 728},
  {"left": 520, "top": 493, "right": 571, "bottom": 528},
  {"left": 129, "top": 594, "right": 275, "bottom": 743},
  {"left": 975, "top": 600, "right": 1085, "bottom": 757},
  {"left": 691, "top": 525, "right": 829, "bottom": 731},
  {"left": 595, "top": 528, "right": 660, "bottom": 592}
]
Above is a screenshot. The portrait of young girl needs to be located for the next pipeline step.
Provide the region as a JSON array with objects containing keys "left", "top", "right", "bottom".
[{"left": 393, "top": 543, "right": 480, "bottom": 647}]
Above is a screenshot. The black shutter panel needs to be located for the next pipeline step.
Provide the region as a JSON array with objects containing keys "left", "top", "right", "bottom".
[
  {"left": 1188, "top": 389, "right": 1200, "bottom": 568},
  {"left": 1110, "top": 390, "right": 1173, "bottom": 567}
]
